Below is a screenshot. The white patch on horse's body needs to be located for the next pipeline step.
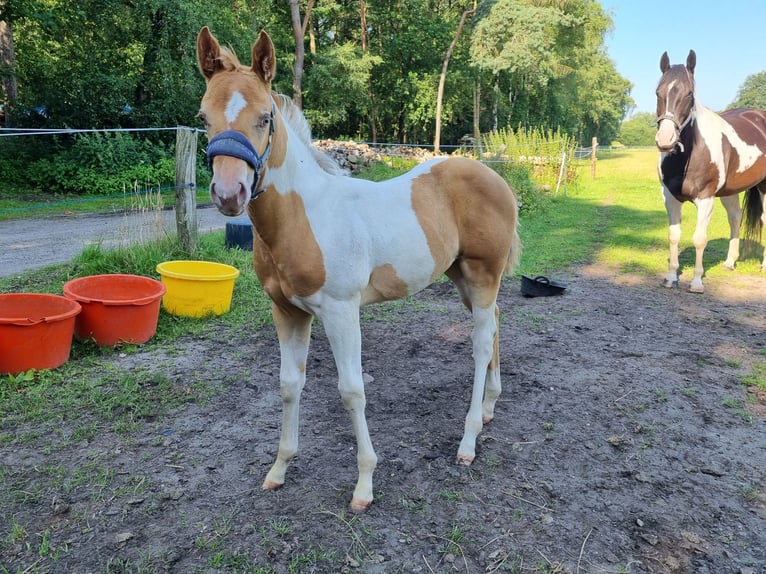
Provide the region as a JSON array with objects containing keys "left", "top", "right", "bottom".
[
  {"left": 698, "top": 105, "right": 763, "bottom": 188},
  {"left": 225, "top": 91, "right": 247, "bottom": 124}
]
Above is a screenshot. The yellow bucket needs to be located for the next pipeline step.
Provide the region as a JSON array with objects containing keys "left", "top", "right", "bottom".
[{"left": 156, "top": 260, "right": 240, "bottom": 318}]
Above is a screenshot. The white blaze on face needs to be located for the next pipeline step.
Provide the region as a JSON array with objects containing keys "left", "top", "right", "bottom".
[
  {"left": 225, "top": 91, "right": 247, "bottom": 125},
  {"left": 655, "top": 79, "right": 679, "bottom": 149}
]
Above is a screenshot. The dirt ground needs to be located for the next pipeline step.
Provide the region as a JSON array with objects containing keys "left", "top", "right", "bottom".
[{"left": 2, "top": 261, "right": 765, "bottom": 573}]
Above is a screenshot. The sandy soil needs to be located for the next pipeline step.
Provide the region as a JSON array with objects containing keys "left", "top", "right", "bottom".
[{"left": 1, "top": 262, "right": 765, "bottom": 573}]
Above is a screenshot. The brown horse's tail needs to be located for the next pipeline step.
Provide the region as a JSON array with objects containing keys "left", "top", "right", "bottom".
[{"left": 743, "top": 187, "right": 764, "bottom": 244}]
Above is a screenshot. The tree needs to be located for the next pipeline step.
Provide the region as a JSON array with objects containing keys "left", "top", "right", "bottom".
[
  {"left": 289, "top": 0, "right": 315, "bottom": 108},
  {"left": 618, "top": 112, "right": 656, "bottom": 147},
  {"left": 0, "top": 17, "right": 16, "bottom": 127},
  {"left": 434, "top": 7, "right": 474, "bottom": 152},
  {"left": 729, "top": 71, "right": 766, "bottom": 110}
]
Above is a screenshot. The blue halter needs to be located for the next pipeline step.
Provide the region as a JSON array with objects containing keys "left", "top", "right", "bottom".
[{"left": 206, "top": 102, "right": 275, "bottom": 200}]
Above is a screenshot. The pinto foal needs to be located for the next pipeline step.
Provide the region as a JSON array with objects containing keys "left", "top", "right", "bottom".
[{"left": 197, "top": 26, "right": 521, "bottom": 511}]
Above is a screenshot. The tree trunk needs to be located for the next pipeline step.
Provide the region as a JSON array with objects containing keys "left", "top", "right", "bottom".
[
  {"left": 473, "top": 81, "right": 480, "bottom": 139},
  {"left": 135, "top": 9, "right": 166, "bottom": 108},
  {"left": 434, "top": 9, "right": 473, "bottom": 152},
  {"left": 360, "top": 0, "right": 368, "bottom": 52},
  {"left": 289, "top": 0, "right": 315, "bottom": 108},
  {"left": 0, "top": 17, "right": 17, "bottom": 127}
]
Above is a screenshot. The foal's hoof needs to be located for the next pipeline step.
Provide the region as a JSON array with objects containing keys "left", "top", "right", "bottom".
[
  {"left": 482, "top": 415, "right": 494, "bottom": 425},
  {"left": 456, "top": 453, "right": 474, "bottom": 466},
  {"left": 262, "top": 479, "right": 283, "bottom": 491},
  {"left": 349, "top": 498, "right": 372, "bottom": 513},
  {"left": 661, "top": 279, "right": 678, "bottom": 289},
  {"left": 688, "top": 284, "right": 705, "bottom": 294}
]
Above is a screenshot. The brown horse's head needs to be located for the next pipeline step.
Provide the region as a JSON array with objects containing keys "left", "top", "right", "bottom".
[
  {"left": 196, "top": 26, "right": 277, "bottom": 216},
  {"left": 655, "top": 50, "right": 696, "bottom": 153}
]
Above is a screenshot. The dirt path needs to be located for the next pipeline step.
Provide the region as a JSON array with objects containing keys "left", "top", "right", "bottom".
[{"left": 1, "top": 259, "right": 764, "bottom": 573}]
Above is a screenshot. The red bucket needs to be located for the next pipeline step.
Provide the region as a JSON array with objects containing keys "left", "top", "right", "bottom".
[
  {"left": 0, "top": 293, "right": 81, "bottom": 374},
  {"left": 63, "top": 274, "right": 166, "bottom": 346}
]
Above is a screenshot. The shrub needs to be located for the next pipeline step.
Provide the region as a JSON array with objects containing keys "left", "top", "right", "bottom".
[
  {"left": 22, "top": 132, "right": 174, "bottom": 196},
  {"left": 482, "top": 126, "right": 578, "bottom": 215}
]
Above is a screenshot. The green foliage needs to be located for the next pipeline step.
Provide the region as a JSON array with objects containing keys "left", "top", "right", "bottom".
[
  {"left": 303, "top": 43, "right": 382, "bottom": 137},
  {"left": 6, "top": 0, "right": 630, "bottom": 149},
  {"left": 482, "top": 126, "right": 578, "bottom": 214},
  {"left": 23, "top": 132, "right": 174, "bottom": 196},
  {"left": 618, "top": 112, "right": 657, "bottom": 147},
  {"left": 729, "top": 71, "right": 766, "bottom": 110}
]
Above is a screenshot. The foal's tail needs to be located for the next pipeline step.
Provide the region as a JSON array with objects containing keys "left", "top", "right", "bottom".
[{"left": 743, "top": 187, "right": 764, "bottom": 243}]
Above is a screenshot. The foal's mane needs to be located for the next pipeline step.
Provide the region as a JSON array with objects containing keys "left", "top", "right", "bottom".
[
  {"left": 215, "top": 46, "right": 346, "bottom": 177},
  {"left": 273, "top": 94, "right": 347, "bottom": 176}
]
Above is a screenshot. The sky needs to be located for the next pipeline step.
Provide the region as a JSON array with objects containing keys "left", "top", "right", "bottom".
[{"left": 599, "top": 0, "right": 766, "bottom": 117}]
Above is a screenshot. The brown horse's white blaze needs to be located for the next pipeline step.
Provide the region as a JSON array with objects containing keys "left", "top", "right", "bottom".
[
  {"left": 655, "top": 50, "right": 766, "bottom": 293},
  {"left": 196, "top": 27, "right": 522, "bottom": 512}
]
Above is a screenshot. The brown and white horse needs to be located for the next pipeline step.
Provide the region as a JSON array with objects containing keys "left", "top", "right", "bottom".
[
  {"left": 655, "top": 50, "right": 766, "bottom": 293},
  {"left": 196, "top": 27, "right": 521, "bottom": 511}
]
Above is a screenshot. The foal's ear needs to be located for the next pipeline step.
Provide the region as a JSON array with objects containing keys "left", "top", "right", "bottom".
[
  {"left": 686, "top": 50, "right": 696, "bottom": 75},
  {"left": 197, "top": 26, "right": 223, "bottom": 80},
  {"left": 252, "top": 30, "right": 276, "bottom": 85},
  {"left": 660, "top": 51, "right": 670, "bottom": 73}
]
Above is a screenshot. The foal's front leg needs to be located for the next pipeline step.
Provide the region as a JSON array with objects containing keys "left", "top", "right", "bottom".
[
  {"left": 319, "top": 298, "right": 377, "bottom": 512},
  {"left": 263, "top": 304, "right": 313, "bottom": 491}
]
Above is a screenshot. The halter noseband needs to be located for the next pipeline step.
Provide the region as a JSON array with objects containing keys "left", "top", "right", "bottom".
[{"left": 206, "top": 102, "right": 276, "bottom": 200}]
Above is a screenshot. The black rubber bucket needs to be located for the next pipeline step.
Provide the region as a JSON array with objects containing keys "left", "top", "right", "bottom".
[
  {"left": 225, "top": 220, "right": 253, "bottom": 251},
  {"left": 520, "top": 275, "right": 567, "bottom": 297}
]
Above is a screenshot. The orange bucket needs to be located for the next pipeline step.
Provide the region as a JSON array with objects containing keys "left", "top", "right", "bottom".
[
  {"left": 0, "top": 293, "right": 81, "bottom": 374},
  {"left": 63, "top": 274, "right": 166, "bottom": 346}
]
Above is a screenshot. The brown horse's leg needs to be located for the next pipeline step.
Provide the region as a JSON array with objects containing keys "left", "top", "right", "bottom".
[
  {"left": 263, "top": 304, "right": 313, "bottom": 492},
  {"left": 663, "top": 187, "right": 682, "bottom": 288},
  {"left": 759, "top": 191, "right": 766, "bottom": 271},
  {"left": 720, "top": 194, "right": 742, "bottom": 270},
  {"left": 690, "top": 197, "right": 716, "bottom": 293}
]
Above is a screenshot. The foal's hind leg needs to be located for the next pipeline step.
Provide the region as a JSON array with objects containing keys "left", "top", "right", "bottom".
[
  {"left": 446, "top": 267, "right": 502, "bottom": 426},
  {"left": 263, "top": 304, "right": 313, "bottom": 492},
  {"left": 720, "top": 194, "right": 742, "bottom": 270},
  {"left": 457, "top": 299, "right": 498, "bottom": 464},
  {"left": 481, "top": 303, "right": 502, "bottom": 424}
]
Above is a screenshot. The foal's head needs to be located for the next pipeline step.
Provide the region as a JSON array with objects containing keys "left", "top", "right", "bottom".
[
  {"left": 655, "top": 50, "right": 697, "bottom": 153},
  {"left": 196, "top": 26, "right": 277, "bottom": 216}
]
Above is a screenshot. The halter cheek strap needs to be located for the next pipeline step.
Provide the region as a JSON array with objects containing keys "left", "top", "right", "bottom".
[{"left": 206, "top": 102, "right": 276, "bottom": 200}]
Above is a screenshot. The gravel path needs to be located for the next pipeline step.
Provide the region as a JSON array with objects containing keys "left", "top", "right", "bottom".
[{"left": 0, "top": 205, "right": 233, "bottom": 278}]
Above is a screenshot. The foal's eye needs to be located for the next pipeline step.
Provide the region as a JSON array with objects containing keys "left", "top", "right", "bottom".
[
  {"left": 256, "top": 113, "right": 271, "bottom": 130},
  {"left": 197, "top": 112, "right": 209, "bottom": 128}
]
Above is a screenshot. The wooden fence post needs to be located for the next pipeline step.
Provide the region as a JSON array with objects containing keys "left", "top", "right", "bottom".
[
  {"left": 590, "top": 136, "right": 598, "bottom": 180},
  {"left": 175, "top": 127, "right": 198, "bottom": 253}
]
